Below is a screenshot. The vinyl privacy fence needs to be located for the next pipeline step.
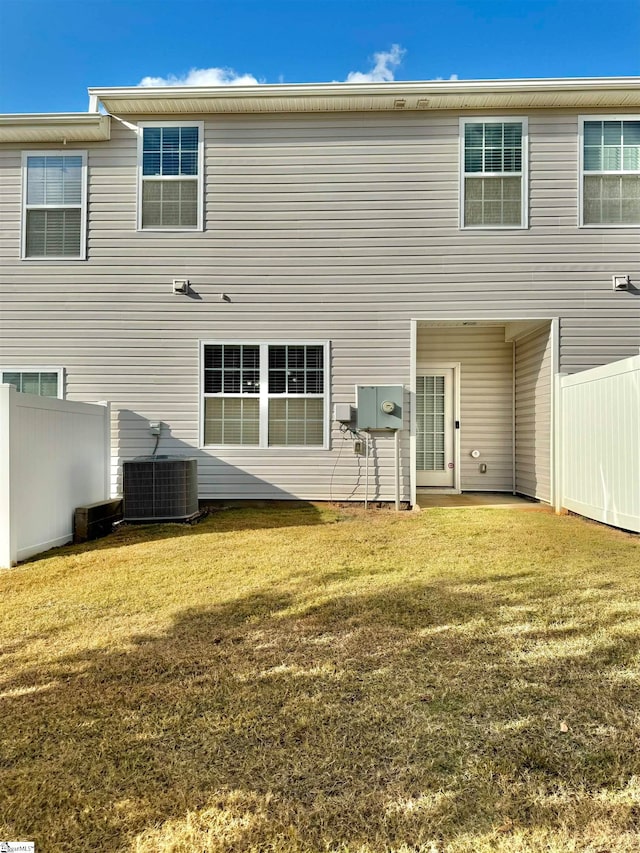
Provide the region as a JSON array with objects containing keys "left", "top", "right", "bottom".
[
  {"left": 0, "top": 385, "right": 110, "bottom": 568},
  {"left": 557, "top": 355, "right": 640, "bottom": 533}
]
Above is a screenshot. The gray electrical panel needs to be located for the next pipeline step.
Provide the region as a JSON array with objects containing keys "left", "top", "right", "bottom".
[{"left": 356, "top": 385, "right": 404, "bottom": 430}]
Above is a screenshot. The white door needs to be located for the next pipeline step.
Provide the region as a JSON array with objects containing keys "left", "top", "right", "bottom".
[{"left": 416, "top": 368, "right": 456, "bottom": 487}]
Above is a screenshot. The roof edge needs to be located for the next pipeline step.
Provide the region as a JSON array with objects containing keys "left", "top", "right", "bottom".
[
  {"left": 89, "top": 76, "right": 640, "bottom": 101},
  {"left": 88, "top": 77, "right": 640, "bottom": 116}
]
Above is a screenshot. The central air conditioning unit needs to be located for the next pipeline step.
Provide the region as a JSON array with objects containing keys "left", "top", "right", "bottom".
[{"left": 122, "top": 456, "right": 199, "bottom": 522}]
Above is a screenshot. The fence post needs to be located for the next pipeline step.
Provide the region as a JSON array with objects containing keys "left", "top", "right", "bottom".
[
  {"left": 98, "top": 401, "right": 112, "bottom": 500},
  {"left": 0, "top": 385, "right": 17, "bottom": 568},
  {"left": 553, "top": 373, "right": 567, "bottom": 515}
]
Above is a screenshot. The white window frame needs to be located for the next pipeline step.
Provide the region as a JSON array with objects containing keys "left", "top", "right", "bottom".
[
  {"left": 578, "top": 114, "right": 640, "bottom": 228},
  {"left": 21, "top": 151, "right": 88, "bottom": 261},
  {"left": 459, "top": 117, "right": 529, "bottom": 230},
  {"left": 199, "top": 340, "right": 331, "bottom": 450},
  {"left": 137, "top": 121, "right": 205, "bottom": 232},
  {"left": 1, "top": 366, "right": 65, "bottom": 398}
]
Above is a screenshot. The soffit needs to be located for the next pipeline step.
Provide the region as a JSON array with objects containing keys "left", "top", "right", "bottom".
[
  {"left": 0, "top": 114, "right": 111, "bottom": 143},
  {"left": 417, "top": 320, "right": 551, "bottom": 340}
]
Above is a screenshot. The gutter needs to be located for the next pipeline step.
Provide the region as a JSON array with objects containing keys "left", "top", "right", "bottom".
[{"left": 89, "top": 76, "right": 640, "bottom": 101}]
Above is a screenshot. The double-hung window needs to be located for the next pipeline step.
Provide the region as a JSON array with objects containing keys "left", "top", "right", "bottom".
[
  {"left": 22, "top": 152, "right": 87, "bottom": 259},
  {"left": 202, "top": 343, "right": 328, "bottom": 448},
  {"left": 1, "top": 368, "right": 63, "bottom": 397},
  {"left": 460, "top": 118, "right": 528, "bottom": 228},
  {"left": 138, "top": 122, "right": 204, "bottom": 230},
  {"left": 580, "top": 117, "right": 640, "bottom": 226}
]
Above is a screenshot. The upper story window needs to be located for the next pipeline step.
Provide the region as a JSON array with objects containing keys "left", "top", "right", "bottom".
[
  {"left": 201, "top": 342, "right": 328, "bottom": 448},
  {"left": 2, "top": 368, "right": 63, "bottom": 397},
  {"left": 138, "top": 122, "right": 204, "bottom": 231},
  {"left": 460, "top": 118, "right": 528, "bottom": 229},
  {"left": 581, "top": 117, "right": 640, "bottom": 226},
  {"left": 22, "top": 152, "right": 87, "bottom": 259}
]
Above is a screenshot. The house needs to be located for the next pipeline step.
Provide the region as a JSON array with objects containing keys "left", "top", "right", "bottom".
[{"left": 0, "top": 77, "right": 639, "bottom": 508}]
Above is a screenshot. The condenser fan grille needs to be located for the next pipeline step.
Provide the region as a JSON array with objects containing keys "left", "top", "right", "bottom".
[{"left": 123, "top": 457, "right": 198, "bottom": 522}]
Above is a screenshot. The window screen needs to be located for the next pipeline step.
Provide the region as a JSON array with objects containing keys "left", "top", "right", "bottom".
[
  {"left": 583, "top": 120, "right": 640, "bottom": 225},
  {"left": 462, "top": 121, "right": 525, "bottom": 227},
  {"left": 24, "top": 154, "right": 85, "bottom": 257},
  {"left": 140, "top": 126, "right": 201, "bottom": 230},
  {"left": 203, "top": 343, "right": 326, "bottom": 447},
  {"left": 2, "top": 370, "right": 61, "bottom": 397}
]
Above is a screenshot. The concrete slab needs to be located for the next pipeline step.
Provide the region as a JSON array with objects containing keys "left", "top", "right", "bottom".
[{"left": 415, "top": 492, "right": 547, "bottom": 510}]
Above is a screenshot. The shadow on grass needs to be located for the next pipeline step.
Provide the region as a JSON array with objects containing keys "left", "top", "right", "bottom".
[
  {"left": 22, "top": 500, "right": 330, "bottom": 566},
  {"left": 1, "top": 578, "right": 639, "bottom": 852}
]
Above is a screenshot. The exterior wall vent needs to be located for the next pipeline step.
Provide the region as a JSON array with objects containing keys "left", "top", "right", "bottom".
[{"left": 122, "top": 457, "right": 198, "bottom": 522}]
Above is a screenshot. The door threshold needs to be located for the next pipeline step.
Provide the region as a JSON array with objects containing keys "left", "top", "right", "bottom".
[{"left": 416, "top": 488, "right": 462, "bottom": 495}]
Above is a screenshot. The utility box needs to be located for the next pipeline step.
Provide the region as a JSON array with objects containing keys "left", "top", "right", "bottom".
[
  {"left": 333, "top": 403, "right": 354, "bottom": 423},
  {"left": 356, "top": 385, "right": 404, "bottom": 430}
]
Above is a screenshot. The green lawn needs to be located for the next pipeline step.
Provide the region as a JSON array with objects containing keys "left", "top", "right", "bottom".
[{"left": 0, "top": 503, "right": 639, "bottom": 852}]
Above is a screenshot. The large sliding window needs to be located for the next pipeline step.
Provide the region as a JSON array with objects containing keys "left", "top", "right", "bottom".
[
  {"left": 581, "top": 117, "right": 640, "bottom": 226},
  {"left": 138, "top": 122, "right": 204, "bottom": 230},
  {"left": 202, "top": 342, "right": 328, "bottom": 448},
  {"left": 22, "top": 152, "right": 87, "bottom": 259},
  {"left": 460, "top": 118, "right": 527, "bottom": 228}
]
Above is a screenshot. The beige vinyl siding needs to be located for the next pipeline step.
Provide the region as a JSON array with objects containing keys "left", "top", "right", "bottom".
[
  {"left": 417, "top": 327, "right": 514, "bottom": 491},
  {"left": 515, "top": 325, "right": 552, "bottom": 501},
  {"left": 1, "top": 109, "right": 639, "bottom": 501}
]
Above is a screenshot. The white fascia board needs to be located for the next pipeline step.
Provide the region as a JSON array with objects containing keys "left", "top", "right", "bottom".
[{"left": 89, "top": 77, "right": 640, "bottom": 115}]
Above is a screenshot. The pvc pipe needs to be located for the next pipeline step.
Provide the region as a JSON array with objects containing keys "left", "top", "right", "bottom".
[
  {"left": 394, "top": 429, "right": 400, "bottom": 511},
  {"left": 365, "top": 433, "right": 369, "bottom": 510}
]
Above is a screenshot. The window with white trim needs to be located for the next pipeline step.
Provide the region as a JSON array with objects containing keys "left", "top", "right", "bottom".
[
  {"left": 2, "top": 368, "right": 63, "bottom": 397},
  {"left": 581, "top": 118, "right": 640, "bottom": 225},
  {"left": 461, "top": 119, "right": 527, "bottom": 228},
  {"left": 22, "top": 153, "right": 86, "bottom": 258},
  {"left": 138, "top": 123, "right": 203, "bottom": 230},
  {"left": 202, "top": 343, "right": 327, "bottom": 447}
]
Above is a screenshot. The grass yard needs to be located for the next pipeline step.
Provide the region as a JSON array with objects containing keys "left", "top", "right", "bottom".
[{"left": 0, "top": 503, "right": 639, "bottom": 853}]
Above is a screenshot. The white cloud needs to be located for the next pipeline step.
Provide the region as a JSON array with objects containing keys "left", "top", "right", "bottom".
[
  {"left": 435, "top": 73, "right": 459, "bottom": 81},
  {"left": 138, "top": 67, "right": 261, "bottom": 87},
  {"left": 344, "top": 44, "right": 406, "bottom": 83}
]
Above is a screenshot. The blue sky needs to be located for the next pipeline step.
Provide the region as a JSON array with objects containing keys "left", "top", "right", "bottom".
[{"left": 0, "top": 0, "right": 638, "bottom": 113}]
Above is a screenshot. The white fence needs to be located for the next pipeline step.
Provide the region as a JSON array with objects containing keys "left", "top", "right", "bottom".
[
  {"left": 556, "top": 355, "right": 640, "bottom": 533},
  {"left": 0, "top": 385, "right": 111, "bottom": 567}
]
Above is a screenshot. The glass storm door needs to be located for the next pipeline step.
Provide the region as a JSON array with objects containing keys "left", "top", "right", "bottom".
[{"left": 416, "top": 369, "right": 455, "bottom": 487}]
